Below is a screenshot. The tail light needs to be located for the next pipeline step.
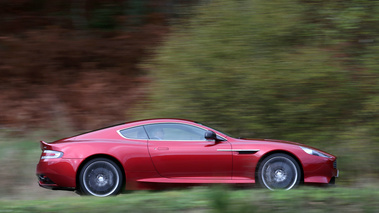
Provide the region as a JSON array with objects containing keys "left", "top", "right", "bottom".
[
  {"left": 41, "top": 150, "right": 63, "bottom": 159},
  {"left": 40, "top": 141, "right": 63, "bottom": 159}
]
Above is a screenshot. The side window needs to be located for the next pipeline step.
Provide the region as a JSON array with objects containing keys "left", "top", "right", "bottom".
[
  {"left": 119, "top": 126, "right": 148, "bottom": 139},
  {"left": 144, "top": 123, "right": 207, "bottom": 141}
]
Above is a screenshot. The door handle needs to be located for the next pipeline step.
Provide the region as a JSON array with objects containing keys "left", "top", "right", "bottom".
[{"left": 155, "top": 147, "right": 169, "bottom": 150}]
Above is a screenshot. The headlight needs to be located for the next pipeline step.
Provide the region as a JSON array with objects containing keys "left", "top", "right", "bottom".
[
  {"left": 300, "top": 146, "right": 331, "bottom": 158},
  {"left": 41, "top": 150, "right": 63, "bottom": 159}
]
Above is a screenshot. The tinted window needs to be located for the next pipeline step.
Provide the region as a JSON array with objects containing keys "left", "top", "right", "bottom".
[
  {"left": 144, "top": 123, "right": 207, "bottom": 141},
  {"left": 119, "top": 126, "right": 148, "bottom": 139}
]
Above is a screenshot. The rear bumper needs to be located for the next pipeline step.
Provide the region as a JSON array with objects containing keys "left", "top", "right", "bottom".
[
  {"left": 36, "top": 158, "right": 82, "bottom": 189},
  {"left": 38, "top": 181, "right": 75, "bottom": 191}
]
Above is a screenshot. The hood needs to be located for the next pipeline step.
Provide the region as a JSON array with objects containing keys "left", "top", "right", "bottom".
[
  {"left": 238, "top": 138, "right": 302, "bottom": 146},
  {"left": 262, "top": 138, "right": 303, "bottom": 146},
  {"left": 238, "top": 138, "right": 333, "bottom": 157}
]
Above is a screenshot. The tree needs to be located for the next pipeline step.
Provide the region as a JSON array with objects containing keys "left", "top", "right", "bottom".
[{"left": 141, "top": 0, "right": 379, "bottom": 177}]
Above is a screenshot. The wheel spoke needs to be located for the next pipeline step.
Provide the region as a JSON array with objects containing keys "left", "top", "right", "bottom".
[
  {"left": 260, "top": 155, "right": 299, "bottom": 190},
  {"left": 81, "top": 160, "right": 121, "bottom": 197}
]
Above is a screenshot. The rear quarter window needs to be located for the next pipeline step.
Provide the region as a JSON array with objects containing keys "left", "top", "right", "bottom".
[{"left": 119, "top": 126, "right": 148, "bottom": 139}]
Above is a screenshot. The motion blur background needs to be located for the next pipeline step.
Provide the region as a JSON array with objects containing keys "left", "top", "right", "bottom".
[{"left": 0, "top": 0, "right": 378, "bottom": 209}]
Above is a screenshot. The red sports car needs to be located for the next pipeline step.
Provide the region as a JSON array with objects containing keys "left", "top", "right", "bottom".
[{"left": 36, "top": 118, "right": 338, "bottom": 197}]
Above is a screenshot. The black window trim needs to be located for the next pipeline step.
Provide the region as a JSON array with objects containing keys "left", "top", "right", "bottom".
[{"left": 117, "top": 122, "right": 227, "bottom": 141}]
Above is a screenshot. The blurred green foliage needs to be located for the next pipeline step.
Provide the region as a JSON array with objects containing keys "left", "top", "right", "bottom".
[
  {"left": 0, "top": 186, "right": 378, "bottom": 212},
  {"left": 141, "top": 0, "right": 379, "bottom": 180}
]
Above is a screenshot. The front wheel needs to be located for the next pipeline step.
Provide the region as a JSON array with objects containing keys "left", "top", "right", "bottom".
[
  {"left": 78, "top": 158, "right": 123, "bottom": 197},
  {"left": 257, "top": 153, "right": 301, "bottom": 190}
]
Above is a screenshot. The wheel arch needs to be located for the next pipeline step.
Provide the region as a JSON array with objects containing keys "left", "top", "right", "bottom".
[
  {"left": 76, "top": 154, "right": 126, "bottom": 191},
  {"left": 255, "top": 150, "right": 304, "bottom": 184}
]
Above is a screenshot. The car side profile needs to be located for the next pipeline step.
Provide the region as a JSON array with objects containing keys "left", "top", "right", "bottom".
[{"left": 36, "top": 118, "right": 338, "bottom": 197}]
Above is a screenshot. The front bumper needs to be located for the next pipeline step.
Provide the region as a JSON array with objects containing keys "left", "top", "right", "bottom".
[{"left": 303, "top": 157, "right": 338, "bottom": 184}]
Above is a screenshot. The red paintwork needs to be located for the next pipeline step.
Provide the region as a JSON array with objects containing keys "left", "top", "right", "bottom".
[{"left": 36, "top": 118, "right": 338, "bottom": 191}]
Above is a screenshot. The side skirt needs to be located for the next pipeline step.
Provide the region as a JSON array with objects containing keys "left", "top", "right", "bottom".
[{"left": 137, "top": 177, "right": 255, "bottom": 184}]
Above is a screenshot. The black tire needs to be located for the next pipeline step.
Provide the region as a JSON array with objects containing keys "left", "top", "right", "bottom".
[
  {"left": 78, "top": 158, "right": 123, "bottom": 197},
  {"left": 257, "top": 153, "right": 301, "bottom": 190}
]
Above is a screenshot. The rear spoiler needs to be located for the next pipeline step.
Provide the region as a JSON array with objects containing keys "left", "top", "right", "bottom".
[{"left": 40, "top": 141, "right": 53, "bottom": 151}]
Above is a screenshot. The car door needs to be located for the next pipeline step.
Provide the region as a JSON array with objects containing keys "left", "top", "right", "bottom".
[{"left": 145, "top": 123, "right": 232, "bottom": 179}]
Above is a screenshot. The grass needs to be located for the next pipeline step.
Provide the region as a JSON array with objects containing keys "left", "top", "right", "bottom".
[{"left": 0, "top": 187, "right": 378, "bottom": 213}]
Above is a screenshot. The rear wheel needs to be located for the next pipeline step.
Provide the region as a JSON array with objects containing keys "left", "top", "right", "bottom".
[
  {"left": 257, "top": 153, "right": 301, "bottom": 190},
  {"left": 78, "top": 158, "right": 123, "bottom": 197}
]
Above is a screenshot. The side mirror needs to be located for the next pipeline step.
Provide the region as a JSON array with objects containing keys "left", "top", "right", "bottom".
[{"left": 204, "top": 130, "right": 217, "bottom": 141}]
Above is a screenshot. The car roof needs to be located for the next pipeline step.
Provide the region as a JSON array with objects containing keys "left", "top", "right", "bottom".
[{"left": 124, "top": 118, "right": 198, "bottom": 125}]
